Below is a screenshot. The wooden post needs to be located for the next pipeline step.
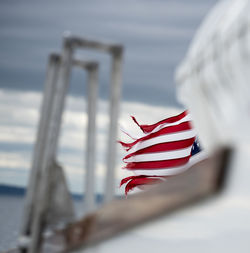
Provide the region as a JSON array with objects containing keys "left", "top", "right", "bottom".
[
  {"left": 59, "top": 35, "right": 124, "bottom": 203},
  {"left": 19, "top": 54, "right": 60, "bottom": 249},
  {"left": 18, "top": 35, "right": 124, "bottom": 252},
  {"left": 104, "top": 49, "right": 123, "bottom": 203},
  {"left": 28, "top": 40, "right": 73, "bottom": 253},
  {"left": 85, "top": 64, "right": 98, "bottom": 213}
]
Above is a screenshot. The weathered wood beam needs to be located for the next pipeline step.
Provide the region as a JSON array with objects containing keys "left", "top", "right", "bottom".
[{"left": 40, "top": 147, "right": 231, "bottom": 252}]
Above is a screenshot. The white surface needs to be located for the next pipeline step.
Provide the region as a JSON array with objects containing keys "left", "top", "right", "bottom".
[
  {"left": 176, "top": 0, "right": 250, "bottom": 152},
  {"left": 91, "top": 145, "right": 250, "bottom": 253}
]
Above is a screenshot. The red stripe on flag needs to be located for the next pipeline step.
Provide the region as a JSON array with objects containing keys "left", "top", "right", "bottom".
[
  {"left": 124, "top": 156, "right": 191, "bottom": 170},
  {"left": 131, "top": 110, "right": 188, "bottom": 133},
  {"left": 123, "top": 138, "right": 195, "bottom": 160},
  {"left": 120, "top": 175, "right": 165, "bottom": 195},
  {"left": 119, "top": 121, "right": 192, "bottom": 151}
]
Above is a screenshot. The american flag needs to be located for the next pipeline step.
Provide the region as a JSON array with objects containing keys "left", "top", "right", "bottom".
[{"left": 119, "top": 110, "right": 201, "bottom": 195}]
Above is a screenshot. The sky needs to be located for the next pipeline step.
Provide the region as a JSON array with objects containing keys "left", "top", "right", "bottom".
[{"left": 0, "top": 0, "right": 219, "bottom": 194}]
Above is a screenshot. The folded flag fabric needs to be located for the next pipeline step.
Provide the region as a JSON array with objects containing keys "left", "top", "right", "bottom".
[{"left": 119, "top": 110, "right": 201, "bottom": 195}]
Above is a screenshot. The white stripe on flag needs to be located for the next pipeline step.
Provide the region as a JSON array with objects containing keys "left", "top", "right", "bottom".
[
  {"left": 124, "top": 147, "right": 192, "bottom": 162},
  {"left": 133, "top": 165, "right": 189, "bottom": 176},
  {"left": 128, "top": 129, "right": 196, "bottom": 154},
  {"left": 131, "top": 151, "right": 207, "bottom": 176}
]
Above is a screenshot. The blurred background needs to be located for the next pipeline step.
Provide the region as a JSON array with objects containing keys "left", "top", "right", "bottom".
[
  {"left": 0, "top": 0, "right": 217, "bottom": 194},
  {"left": 0, "top": 0, "right": 223, "bottom": 250}
]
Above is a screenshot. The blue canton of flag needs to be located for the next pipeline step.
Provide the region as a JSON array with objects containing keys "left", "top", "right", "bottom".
[{"left": 191, "top": 139, "right": 201, "bottom": 156}]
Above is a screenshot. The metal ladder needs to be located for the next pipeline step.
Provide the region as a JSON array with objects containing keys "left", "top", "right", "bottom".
[{"left": 18, "top": 34, "right": 123, "bottom": 253}]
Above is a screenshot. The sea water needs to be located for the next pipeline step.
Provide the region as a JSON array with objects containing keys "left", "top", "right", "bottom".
[{"left": 0, "top": 195, "right": 84, "bottom": 251}]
